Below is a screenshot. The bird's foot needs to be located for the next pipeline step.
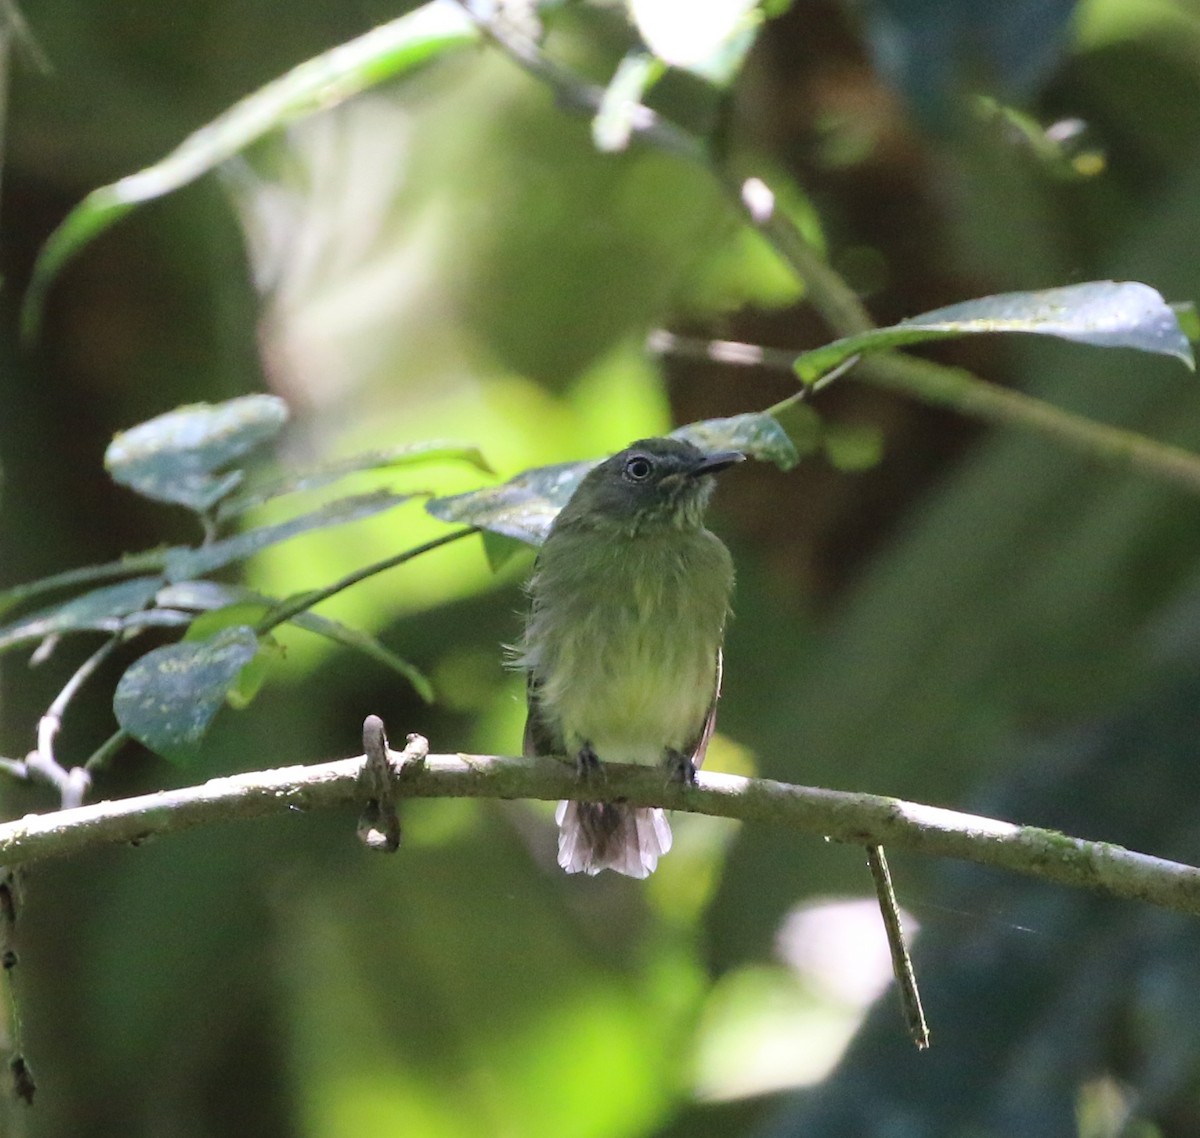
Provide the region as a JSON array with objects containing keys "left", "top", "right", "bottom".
[
  {"left": 575, "top": 744, "right": 604, "bottom": 782},
  {"left": 665, "top": 749, "right": 697, "bottom": 785}
]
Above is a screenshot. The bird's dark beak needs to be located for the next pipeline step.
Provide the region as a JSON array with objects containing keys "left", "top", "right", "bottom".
[{"left": 691, "top": 450, "right": 745, "bottom": 477}]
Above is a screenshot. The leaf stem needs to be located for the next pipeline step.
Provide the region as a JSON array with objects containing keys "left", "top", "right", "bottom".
[{"left": 255, "top": 527, "right": 478, "bottom": 634}]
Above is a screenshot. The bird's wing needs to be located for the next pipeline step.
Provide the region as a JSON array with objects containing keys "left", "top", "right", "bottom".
[
  {"left": 523, "top": 672, "right": 564, "bottom": 759},
  {"left": 687, "top": 648, "right": 723, "bottom": 772}
]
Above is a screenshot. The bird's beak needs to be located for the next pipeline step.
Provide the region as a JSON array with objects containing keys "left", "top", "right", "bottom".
[{"left": 691, "top": 451, "right": 745, "bottom": 477}]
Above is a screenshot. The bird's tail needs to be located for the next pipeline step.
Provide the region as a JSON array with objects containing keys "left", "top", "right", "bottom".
[{"left": 555, "top": 800, "right": 673, "bottom": 878}]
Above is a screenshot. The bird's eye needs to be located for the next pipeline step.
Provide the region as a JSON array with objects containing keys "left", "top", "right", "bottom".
[{"left": 624, "top": 456, "right": 653, "bottom": 482}]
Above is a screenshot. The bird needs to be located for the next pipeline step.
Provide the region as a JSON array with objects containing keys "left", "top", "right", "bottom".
[{"left": 515, "top": 436, "right": 741, "bottom": 877}]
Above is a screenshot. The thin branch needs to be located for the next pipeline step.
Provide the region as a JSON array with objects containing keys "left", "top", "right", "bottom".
[
  {"left": 866, "top": 844, "right": 929, "bottom": 1050},
  {"left": 858, "top": 353, "right": 1200, "bottom": 496},
  {"left": 1, "top": 751, "right": 1199, "bottom": 919},
  {"left": 465, "top": 4, "right": 1200, "bottom": 499},
  {"left": 255, "top": 527, "right": 477, "bottom": 635}
]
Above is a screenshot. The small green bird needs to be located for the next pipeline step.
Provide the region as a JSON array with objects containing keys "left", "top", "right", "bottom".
[{"left": 517, "top": 437, "right": 742, "bottom": 877}]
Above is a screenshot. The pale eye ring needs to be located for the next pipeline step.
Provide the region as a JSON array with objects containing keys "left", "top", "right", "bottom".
[{"left": 624, "top": 456, "right": 653, "bottom": 481}]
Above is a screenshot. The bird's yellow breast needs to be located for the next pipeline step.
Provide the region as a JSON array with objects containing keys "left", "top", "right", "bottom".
[{"left": 523, "top": 526, "right": 733, "bottom": 766}]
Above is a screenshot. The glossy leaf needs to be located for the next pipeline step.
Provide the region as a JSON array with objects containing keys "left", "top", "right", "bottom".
[
  {"left": 163, "top": 490, "right": 412, "bottom": 581},
  {"left": 427, "top": 413, "right": 789, "bottom": 547},
  {"left": 113, "top": 626, "right": 261, "bottom": 761},
  {"left": 427, "top": 459, "right": 592, "bottom": 547},
  {"left": 21, "top": 1, "right": 478, "bottom": 339},
  {"left": 0, "top": 576, "right": 163, "bottom": 653},
  {"left": 671, "top": 411, "right": 799, "bottom": 470},
  {"left": 106, "top": 396, "right": 289, "bottom": 512},
  {"left": 794, "top": 281, "right": 1196, "bottom": 384},
  {"left": 216, "top": 440, "right": 493, "bottom": 520}
]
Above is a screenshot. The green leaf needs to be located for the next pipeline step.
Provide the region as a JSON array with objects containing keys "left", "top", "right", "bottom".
[
  {"left": 427, "top": 459, "right": 597, "bottom": 547},
  {"left": 113, "top": 626, "right": 261, "bottom": 762},
  {"left": 106, "top": 396, "right": 290, "bottom": 512},
  {"left": 215, "top": 440, "right": 493, "bottom": 520},
  {"left": 769, "top": 401, "right": 824, "bottom": 460},
  {"left": 0, "top": 548, "right": 174, "bottom": 619},
  {"left": 224, "top": 638, "right": 283, "bottom": 710},
  {"left": 20, "top": 1, "right": 478, "bottom": 339},
  {"left": 671, "top": 411, "right": 799, "bottom": 470},
  {"left": 1172, "top": 301, "right": 1200, "bottom": 345},
  {"left": 185, "top": 602, "right": 271, "bottom": 641},
  {"left": 163, "top": 490, "right": 412, "bottom": 581},
  {"left": 0, "top": 576, "right": 164, "bottom": 653},
  {"left": 793, "top": 281, "right": 1197, "bottom": 384},
  {"left": 427, "top": 413, "right": 791, "bottom": 546},
  {"left": 271, "top": 602, "right": 434, "bottom": 703},
  {"left": 159, "top": 580, "right": 433, "bottom": 701},
  {"left": 481, "top": 531, "right": 528, "bottom": 573}
]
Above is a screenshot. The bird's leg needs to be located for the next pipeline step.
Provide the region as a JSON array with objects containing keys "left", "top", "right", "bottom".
[
  {"left": 575, "top": 742, "right": 603, "bottom": 782},
  {"left": 664, "top": 748, "right": 697, "bottom": 785}
]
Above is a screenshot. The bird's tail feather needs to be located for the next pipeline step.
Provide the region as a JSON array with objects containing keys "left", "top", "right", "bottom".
[{"left": 555, "top": 800, "right": 672, "bottom": 878}]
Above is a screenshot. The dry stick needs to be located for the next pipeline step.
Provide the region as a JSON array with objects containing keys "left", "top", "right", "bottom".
[
  {"left": 866, "top": 845, "right": 929, "bottom": 1050},
  {"left": 1, "top": 749, "right": 1199, "bottom": 916}
]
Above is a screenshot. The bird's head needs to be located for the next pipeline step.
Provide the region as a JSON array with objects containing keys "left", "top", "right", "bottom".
[{"left": 557, "top": 437, "right": 744, "bottom": 533}]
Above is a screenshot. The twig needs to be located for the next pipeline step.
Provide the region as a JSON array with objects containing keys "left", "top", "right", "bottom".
[
  {"left": 865, "top": 844, "right": 929, "bottom": 1050},
  {"left": 464, "top": 3, "right": 1200, "bottom": 499},
  {"left": 17, "top": 635, "right": 127, "bottom": 808},
  {"left": 255, "top": 527, "right": 477, "bottom": 635},
  {"left": 0, "top": 751, "right": 1198, "bottom": 919}
]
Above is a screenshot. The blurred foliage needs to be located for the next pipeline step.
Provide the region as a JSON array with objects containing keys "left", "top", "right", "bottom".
[{"left": 5, "top": 1, "right": 1200, "bottom": 1138}]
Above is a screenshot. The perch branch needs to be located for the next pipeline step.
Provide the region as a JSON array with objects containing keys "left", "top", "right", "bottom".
[{"left": 1, "top": 751, "right": 1199, "bottom": 917}]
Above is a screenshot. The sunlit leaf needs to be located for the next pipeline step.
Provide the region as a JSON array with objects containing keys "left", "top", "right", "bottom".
[
  {"left": 427, "top": 459, "right": 592, "bottom": 547},
  {"left": 1172, "top": 301, "right": 1200, "bottom": 345},
  {"left": 427, "top": 413, "right": 789, "bottom": 546},
  {"left": 106, "top": 396, "right": 290, "bottom": 512},
  {"left": 481, "top": 531, "right": 528, "bottom": 573},
  {"left": 21, "top": 0, "right": 478, "bottom": 339},
  {"left": 185, "top": 602, "right": 271, "bottom": 641},
  {"left": 770, "top": 401, "right": 824, "bottom": 460},
  {"left": 216, "top": 440, "right": 493, "bottom": 520},
  {"left": 113, "top": 626, "right": 260, "bottom": 762},
  {"left": 794, "top": 281, "right": 1197, "bottom": 383},
  {"left": 224, "top": 638, "right": 283, "bottom": 710},
  {"left": 671, "top": 411, "right": 799, "bottom": 470},
  {"left": 163, "top": 490, "right": 412, "bottom": 581},
  {"left": 0, "top": 576, "right": 163, "bottom": 653},
  {"left": 272, "top": 603, "right": 434, "bottom": 702}
]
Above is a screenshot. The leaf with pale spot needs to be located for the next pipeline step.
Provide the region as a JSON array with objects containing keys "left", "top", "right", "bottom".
[
  {"left": 113, "top": 626, "right": 261, "bottom": 762},
  {"left": 105, "top": 396, "right": 289, "bottom": 512}
]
